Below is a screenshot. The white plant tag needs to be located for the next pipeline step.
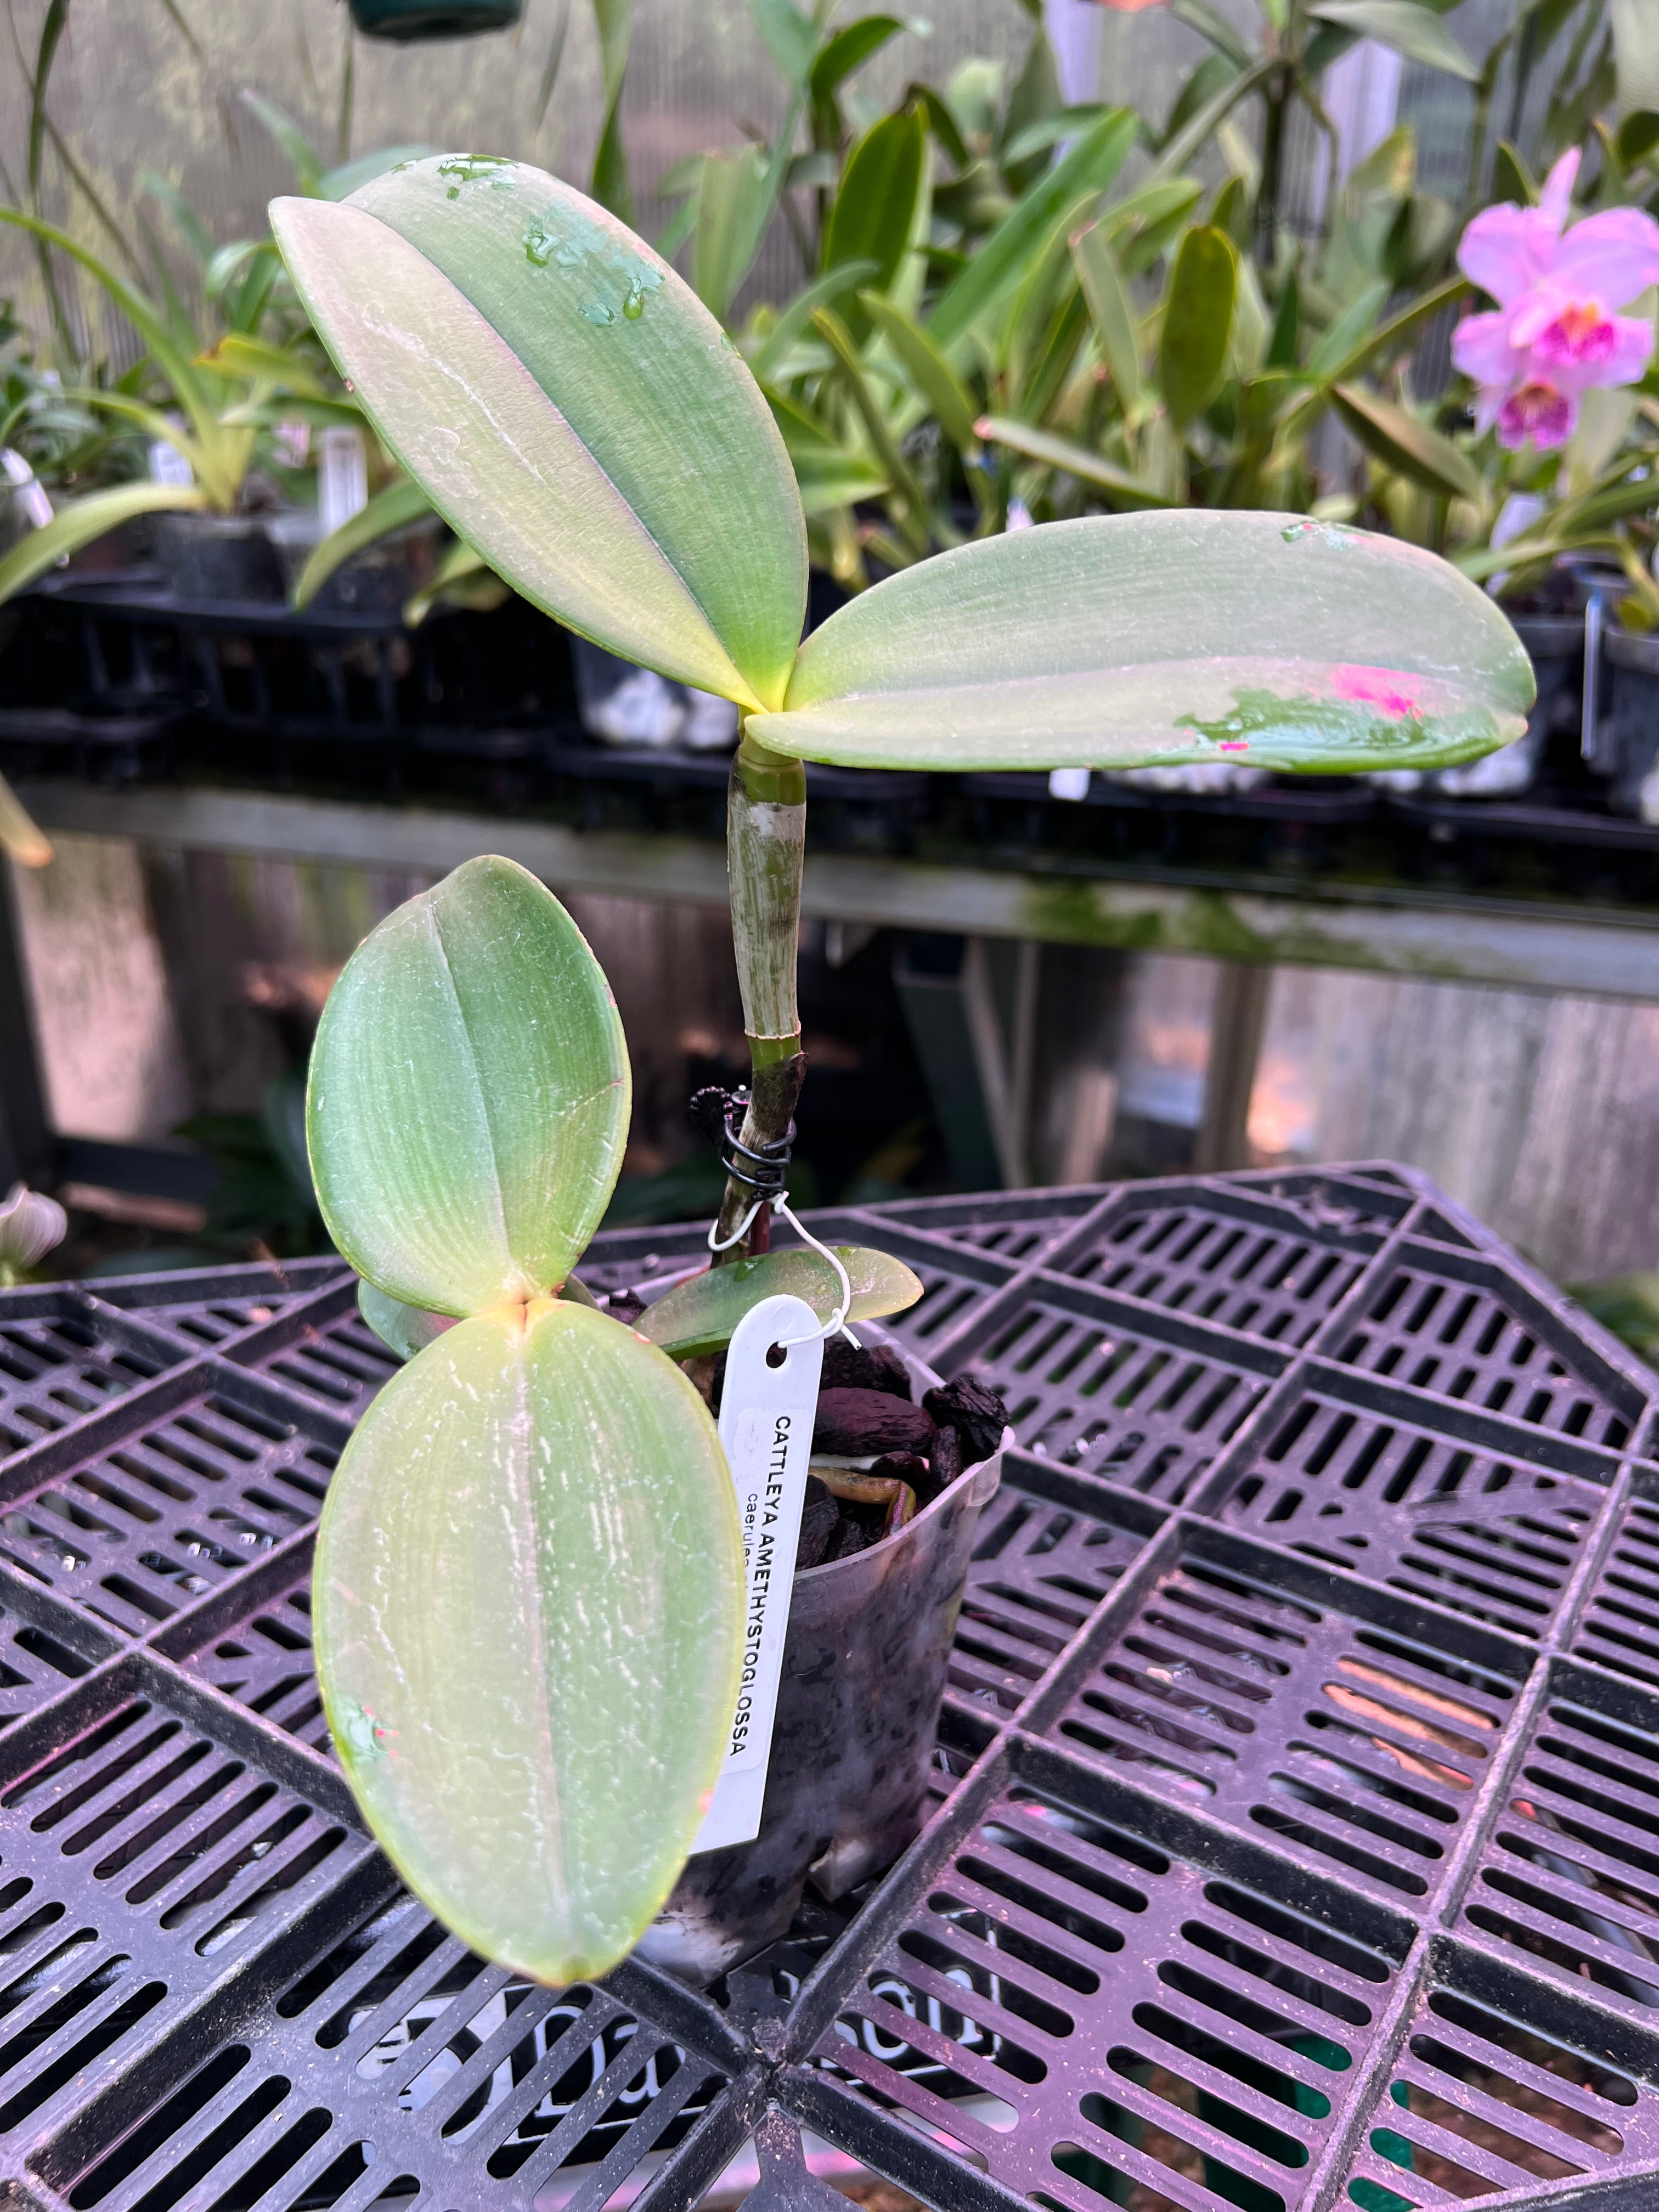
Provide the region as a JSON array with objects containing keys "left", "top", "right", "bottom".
[{"left": 692, "top": 1291, "right": 823, "bottom": 1854}]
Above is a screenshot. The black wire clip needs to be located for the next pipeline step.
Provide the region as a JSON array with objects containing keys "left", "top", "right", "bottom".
[{"left": 689, "top": 1085, "right": 795, "bottom": 1198}]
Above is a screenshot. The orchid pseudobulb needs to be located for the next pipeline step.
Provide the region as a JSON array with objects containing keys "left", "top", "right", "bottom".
[{"left": 1453, "top": 150, "right": 1659, "bottom": 450}]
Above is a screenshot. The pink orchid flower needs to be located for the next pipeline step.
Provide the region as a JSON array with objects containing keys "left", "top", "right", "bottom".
[{"left": 1452, "top": 148, "right": 1659, "bottom": 450}]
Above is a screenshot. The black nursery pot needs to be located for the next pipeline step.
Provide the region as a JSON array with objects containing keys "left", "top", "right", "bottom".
[
  {"left": 637, "top": 1332, "right": 1006, "bottom": 1984},
  {"left": 1606, "top": 629, "right": 1659, "bottom": 819},
  {"left": 349, "top": 0, "right": 521, "bottom": 34},
  {"left": 154, "top": 511, "right": 284, "bottom": 603}
]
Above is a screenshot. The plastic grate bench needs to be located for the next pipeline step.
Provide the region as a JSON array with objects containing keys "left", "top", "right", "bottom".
[{"left": 2, "top": 1164, "right": 1658, "bottom": 2212}]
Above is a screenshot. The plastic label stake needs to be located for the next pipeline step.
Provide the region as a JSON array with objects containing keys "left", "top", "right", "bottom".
[{"left": 692, "top": 1291, "right": 823, "bottom": 1853}]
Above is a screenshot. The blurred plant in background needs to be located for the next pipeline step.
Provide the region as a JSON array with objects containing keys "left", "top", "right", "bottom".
[{"left": 4, "top": 0, "right": 1659, "bottom": 634}]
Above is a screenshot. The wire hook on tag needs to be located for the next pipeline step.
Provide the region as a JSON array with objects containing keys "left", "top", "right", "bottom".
[
  {"left": 704, "top": 1193, "right": 859, "bottom": 1345},
  {"left": 772, "top": 1193, "right": 860, "bottom": 1348}
]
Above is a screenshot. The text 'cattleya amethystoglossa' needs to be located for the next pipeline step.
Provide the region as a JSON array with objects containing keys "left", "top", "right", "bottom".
[{"left": 1453, "top": 149, "right": 1659, "bottom": 449}]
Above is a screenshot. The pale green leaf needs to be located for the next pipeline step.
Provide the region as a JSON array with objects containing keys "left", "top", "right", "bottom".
[
  {"left": 0, "top": 482, "right": 207, "bottom": 608},
  {"left": 306, "top": 855, "right": 630, "bottom": 1317},
  {"left": 314, "top": 1300, "right": 742, "bottom": 1985},
  {"left": 358, "top": 1279, "right": 454, "bottom": 1361},
  {"left": 640, "top": 1246, "right": 924, "bottom": 1359},
  {"left": 292, "top": 477, "right": 433, "bottom": 611},
  {"left": 1308, "top": 0, "right": 1477, "bottom": 80},
  {"left": 272, "top": 159, "right": 806, "bottom": 712},
  {"left": 748, "top": 511, "right": 1534, "bottom": 775}
]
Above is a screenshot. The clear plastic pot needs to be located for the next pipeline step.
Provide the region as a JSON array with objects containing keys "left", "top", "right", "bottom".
[{"left": 636, "top": 1330, "right": 1006, "bottom": 1983}]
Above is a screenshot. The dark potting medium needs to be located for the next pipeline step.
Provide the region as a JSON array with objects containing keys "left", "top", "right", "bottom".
[{"left": 5, "top": 1167, "right": 1659, "bottom": 2212}]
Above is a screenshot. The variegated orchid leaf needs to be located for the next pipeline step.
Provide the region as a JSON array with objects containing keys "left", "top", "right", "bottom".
[
  {"left": 272, "top": 159, "right": 805, "bottom": 710},
  {"left": 315, "top": 1298, "right": 743, "bottom": 1984},
  {"left": 746, "top": 511, "right": 1534, "bottom": 774},
  {"left": 307, "top": 856, "right": 629, "bottom": 1318}
]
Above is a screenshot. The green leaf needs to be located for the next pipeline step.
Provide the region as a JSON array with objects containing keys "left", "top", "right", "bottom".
[
  {"left": 1071, "top": 218, "right": 1141, "bottom": 409},
  {"left": 747, "top": 511, "right": 1534, "bottom": 774},
  {"left": 292, "top": 477, "right": 433, "bottom": 611},
  {"left": 861, "top": 292, "right": 982, "bottom": 453},
  {"left": 750, "top": 258, "right": 879, "bottom": 382},
  {"left": 1492, "top": 138, "right": 1537, "bottom": 204},
  {"left": 1308, "top": 0, "right": 1477, "bottom": 80},
  {"left": 358, "top": 1278, "right": 454, "bottom": 1362},
  {"left": 811, "top": 15, "right": 918, "bottom": 101},
  {"left": 639, "top": 1246, "right": 924, "bottom": 1359},
  {"left": 1159, "top": 225, "right": 1237, "bottom": 428},
  {"left": 272, "top": 160, "right": 806, "bottom": 712},
  {"left": 241, "top": 91, "right": 324, "bottom": 194},
  {"left": 910, "top": 81, "right": 970, "bottom": 169},
  {"left": 0, "top": 481, "right": 207, "bottom": 608},
  {"left": 306, "top": 855, "right": 630, "bottom": 1317},
  {"left": 750, "top": 0, "right": 819, "bottom": 86},
  {"left": 0, "top": 208, "right": 216, "bottom": 448},
  {"left": 791, "top": 452, "right": 891, "bottom": 512},
  {"left": 0, "top": 775, "right": 52, "bottom": 868},
  {"left": 1617, "top": 110, "right": 1659, "bottom": 166},
  {"left": 320, "top": 145, "right": 439, "bottom": 201},
  {"left": 1170, "top": 0, "right": 1252, "bottom": 70},
  {"left": 1612, "top": 0, "right": 1659, "bottom": 115},
  {"left": 825, "top": 110, "right": 926, "bottom": 312},
  {"left": 976, "top": 416, "right": 1172, "bottom": 506},
  {"left": 1163, "top": 52, "right": 1238, "bottom": 150},
  {"left": 314, "top": 1298, "right": 742, "bottom": 1985},
  {"left": 1148, "top": 56, "right": 1275, "bottom": 184},
  {"left": 692, "top": 148, "right": 771, "bottom": 320},
  {"left": 195, "top": 333, "right": 326, "bottom": 396},
  {"left": 1001, "top": 105, "right": 1108, "bottom": 168},
  {"left": 404, "top": 539, "right": 504, "bottom": 625},
  {"left": 1331, "top": 382, "right": 1482, "bottom": 502},
  {"left": 929, "top": 109, "right": 1137, "bottom": 351},
  {"left": 1307, "top": 278, "right": 1390, "bottom": 376},
  {"left": 1267, "top": 268, "right": 1300, "bottom": 367}
]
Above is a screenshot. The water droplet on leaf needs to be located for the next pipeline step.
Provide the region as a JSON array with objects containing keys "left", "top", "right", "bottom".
[{"left": 581, "top": 301, "right": 617, "bottom": 326}]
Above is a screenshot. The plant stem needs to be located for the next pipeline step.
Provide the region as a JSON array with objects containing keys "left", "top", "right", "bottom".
[
  {"left": 1255, "top": 64, "right": 1290, "bottom": 269},
  {"left": 714, "top": 725, "right": 808, "bottom": 1263}
]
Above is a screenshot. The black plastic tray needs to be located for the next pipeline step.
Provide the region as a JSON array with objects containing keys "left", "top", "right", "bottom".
[{"left": 3, "top": 1167, "right": 1659, "bottom": 2212}]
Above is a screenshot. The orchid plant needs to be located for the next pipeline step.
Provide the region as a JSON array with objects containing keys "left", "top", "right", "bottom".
[
  {"left": 266, "top": 153, "right": 1530, "bottom": 1987},
  {"left": 1453, "top": 150, "right": 1659, "bottom": 453}
]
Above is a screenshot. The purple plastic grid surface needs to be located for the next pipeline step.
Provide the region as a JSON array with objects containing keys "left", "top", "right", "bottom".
[{"left": 1, "top": 1165, "right": 1657, "bottom": 2212}]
